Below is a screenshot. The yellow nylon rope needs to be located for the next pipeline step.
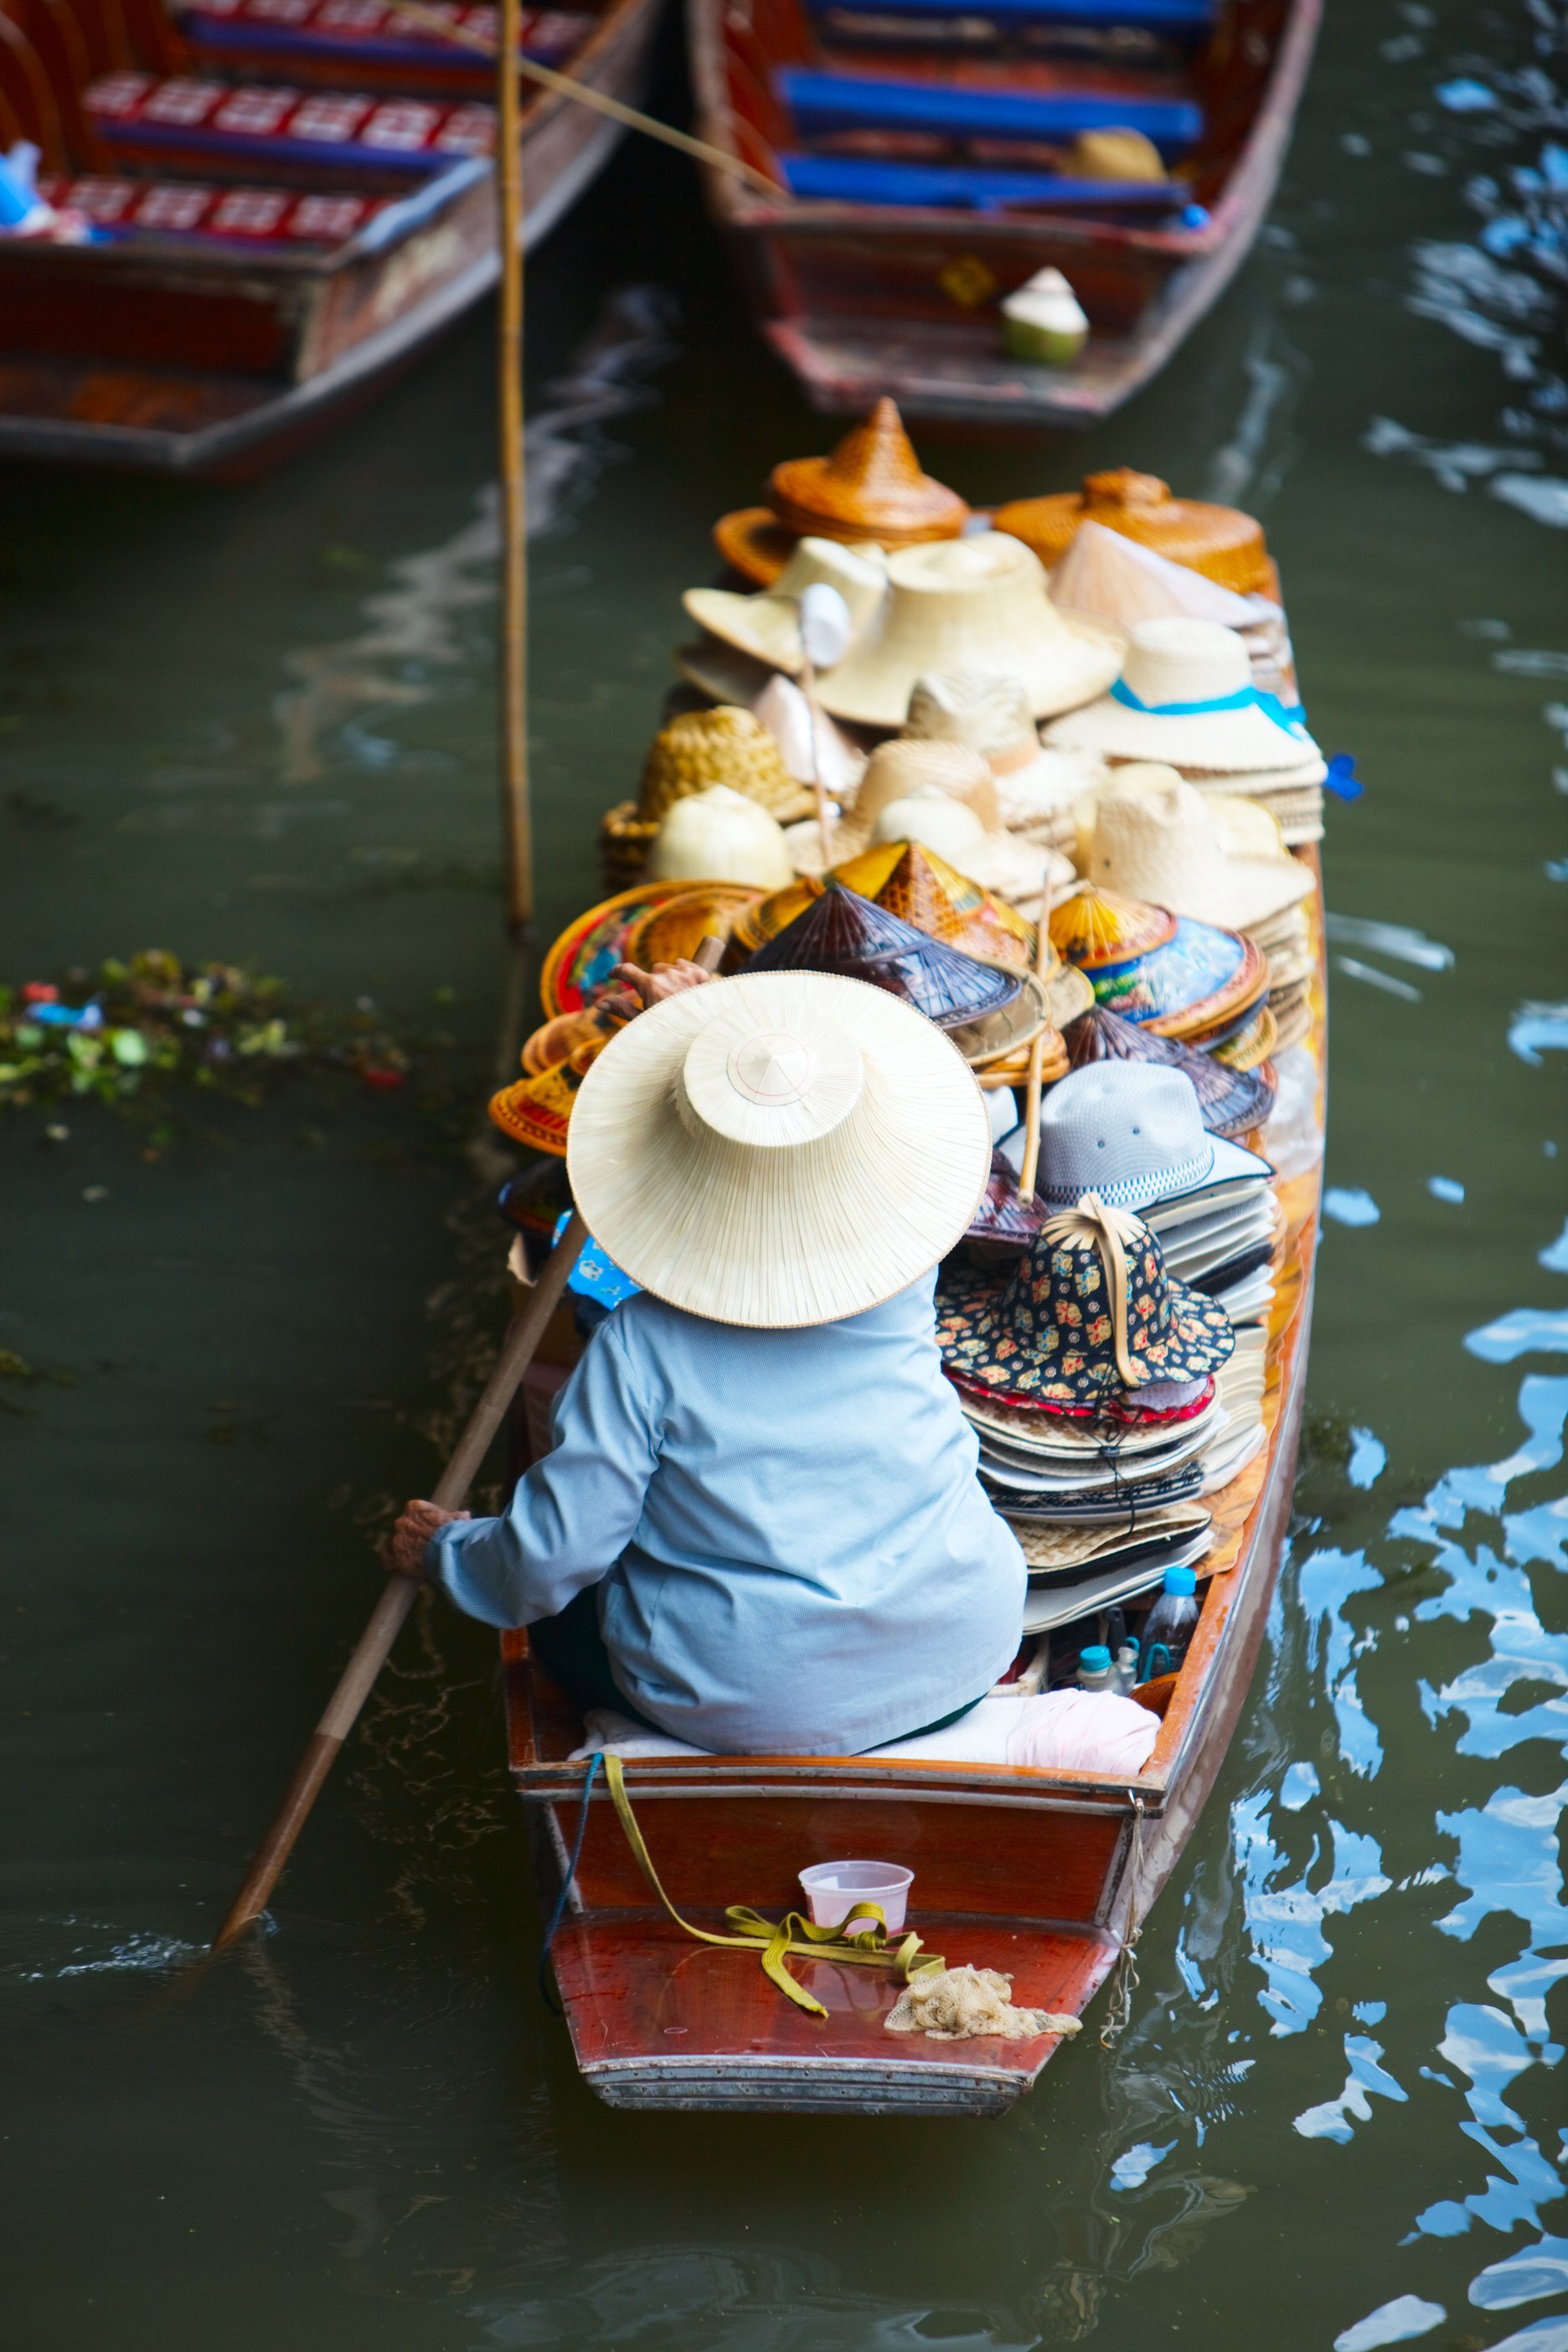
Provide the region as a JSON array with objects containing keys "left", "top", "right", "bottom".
[{"left": 602, "top": 1752, "right": 944, "bottom": 2020}]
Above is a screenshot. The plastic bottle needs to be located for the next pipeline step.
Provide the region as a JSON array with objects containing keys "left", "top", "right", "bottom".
[
  {"left": 1076, "top": 1643, "right": 1113, "bottom": 1694},
  {"left": 1112, "top": 1642, "right": 1140, "bottom": 1696},
  {"left": 1140, "top": 1565, "right": 1202, "bottom": 1679}
]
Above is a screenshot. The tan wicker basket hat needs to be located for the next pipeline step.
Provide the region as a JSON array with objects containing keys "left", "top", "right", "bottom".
[
  {"left": 817, "top": 534, "right": 1126, "bottom": 728},
  {"left": 566, "top": 968, "right": 991, "bottom": 1328},
  {"left": 766, "top": 398, "right": 970, "bottom": 548}
]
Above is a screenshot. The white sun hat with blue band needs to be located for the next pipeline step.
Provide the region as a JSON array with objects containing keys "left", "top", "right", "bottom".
[
  {"left": 1004, "top": 1060, "right": 1271, "bottom": 1211},
  {"left": 1042, "top": 616, "right": 1322, "bottom": 775}
]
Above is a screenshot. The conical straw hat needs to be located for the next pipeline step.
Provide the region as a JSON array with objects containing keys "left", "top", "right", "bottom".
[
  {"left": 817, "top": 534, "right": 1126, "bottom": 728},
  {"left": 735, "top": 840, "right": 1034, "bottom": 967},
  {"left": 1050, "top": 882, "right": 1177, "bottom": 971},
  {"left": 1043, "top": 617, "right": 1322, "bottom": 774},
  {"left": 745, "top": 881, "right": 1022, "bottom": 1030},
  {"left": 1084, "top": 766, "right": 1315, "bottom": 931},
  {"left": 1049, "top": 520, "right": 1279, "bottom": 633},
  {"left": 767, "top": 398, "right": 969, "bottom": 547},
  {"left": 995, "top": 467, "right": 1271, "bottom": 594},
  {"left": 683, "top": 538, "right": 887, "bottom": 674},
  {"left": 566, "top": 968, "right": 991, "bottom": 1328}
]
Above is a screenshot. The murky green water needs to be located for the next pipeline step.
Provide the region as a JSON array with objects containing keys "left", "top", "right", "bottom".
[{"left": 4, "top": 2, "right": 1567, "bottom": 2344}]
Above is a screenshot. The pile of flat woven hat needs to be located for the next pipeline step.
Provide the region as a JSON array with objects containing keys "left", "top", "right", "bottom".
[
  {"left": 1073, "top": 765, "right": 1318, "bottom": 1058},
  {"left": 1048, "top": 879, "right": 1277, "bottom": 1074},
  {"left": 936, "top": 1173, "right": 1247, "bottom": 1633}
]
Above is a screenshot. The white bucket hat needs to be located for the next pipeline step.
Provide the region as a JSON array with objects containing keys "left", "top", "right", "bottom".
[
  {"left": 817, "top": 534, "right": 1126, "bottom": 729},
  {"left": 1007, "top": 1061, "right": 1270, "bottom": 1211},
  {"left": 901, "top": 670, "right": 1093, "bottom": 835},
  {"left": 682, "top": 538, "right": 887, "bottom": 677},
  {"left": 1082, "top": 766, "right": 1315, "bottom": 932},
  {"left": 1044, "top": 616, "right": 1321, "bottom": 774},
  {"left": 567, "top": 968, "right": 991, "bottom": 1328}
]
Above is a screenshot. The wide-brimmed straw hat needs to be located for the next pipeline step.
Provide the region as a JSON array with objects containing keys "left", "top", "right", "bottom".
[
  {"left": 817, "top": 535, "right": 1126, "bottom": 729},
  {"left": 936, "top": 1193, "right": 1235, "bottom": 1409},
  {"left": 1061, "top": 1003, "right": 1276, "bottom": 1139},
  {"left": 768, "top": 398, "right": 970, "bottom": 549},
  {"left": 1029, "top": 1063, "right": 1269, "bottom": 1210},
  {"left": 1044, "top": 618, "right": 1321, "bottom": 775},
  {"left": 682, "top": 538, "right": 887, "bottom": 676},
  {"left": 902, "top": 671, "right": 1091, "bottom": 838},
  {"left": 1048, "top": 519, "right": 1281, "bottom": 634},
  {"left": 994, "top": 468, "right": 1271, "bottom": 596},
  {"left": 1083, "top": 766, "right": 1315, "bottom": 931},
  {"left": 745, "top": 881, "right": 1022, "bottom": 1030},
  {"left": 566, "top": 968, "right": 991, "bottom": 1328}
]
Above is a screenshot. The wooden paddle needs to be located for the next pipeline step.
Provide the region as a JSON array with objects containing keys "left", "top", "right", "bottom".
[
  {"left": 210, "top": 934, "right": 726, "bottom": 1952},
  {"left": 1017, "top": 869, "right": 1056, "bottom": 1205}
]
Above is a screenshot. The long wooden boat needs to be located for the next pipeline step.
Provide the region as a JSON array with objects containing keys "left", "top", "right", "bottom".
[
  {"left": 500, "top": 766, "right": 1325, "bottom": 2113},
  {"left": 0, "top": 0, "right": 664, "bottom": 472},
  {"left": 686, "top": 0, "right": 1321, "bottom": 428}
]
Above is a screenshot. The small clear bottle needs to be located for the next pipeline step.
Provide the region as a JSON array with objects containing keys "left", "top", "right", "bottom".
[
  {"left": 1112, "top": 1642, "right": 1140, "bottom": 1695},
  {"left": 1076, "top": 1643, "right": 1113, "bottom": 1694},
  {"left": 1140, "top": 1565, "right": 1202, "bottom": 1679}
]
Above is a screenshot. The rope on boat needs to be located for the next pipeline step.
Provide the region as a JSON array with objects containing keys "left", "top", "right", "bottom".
[
  {"left": 374, "top": 0, "right": 785, "bottom": 197},
  {"left": 1099, "top": 1792, "right": 1146, "bottom": 2049},
  {"left": 538, "top": 1749, "right": 601, "bottom": 2010},
  {"left": 601, "top": 1751, "right": 947, "bottom": 2019}
]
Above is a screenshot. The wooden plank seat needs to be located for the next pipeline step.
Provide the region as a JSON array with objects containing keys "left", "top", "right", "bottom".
[
  {"left": 84, "top": 67, "right": 493, "bottom": 175},
  {"left": 37, "top": 167, "right": 388, "bottom": 240},
  {"left": 781, "top": 147, "right": 1194, "bottom": 210},
  {"left": 175, "top": 0, "right": 595, "bottom": 95},
  {"left": 806, "top": 0, "right": 1214, "bottom": 24},
  {"left": 778, "top": 67, "right": 1202, "bottom": 152}
]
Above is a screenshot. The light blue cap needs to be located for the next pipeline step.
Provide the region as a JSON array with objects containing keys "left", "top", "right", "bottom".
[{"left": 1163, "top": 1565, "right": 1197, "bottom": 1596}]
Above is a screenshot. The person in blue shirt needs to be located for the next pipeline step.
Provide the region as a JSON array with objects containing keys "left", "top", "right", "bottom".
[{"left": 386, "top": 956, "right": 1025, "bottom": 1756}]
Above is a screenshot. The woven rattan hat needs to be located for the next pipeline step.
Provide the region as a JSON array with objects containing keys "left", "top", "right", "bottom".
[
  {"left": 745, "top": 881, "right": 1022, "bottom": 1030},
  {"left": 936, "top": 1193, "right": 1235, "bottom": 1408},
  {"left": 767, "top": 399, "right": 969, "bottom": 549},
  {"left": 817, "top": 535, "right": 1126, "bottom": 729},
  {"left": 1049, "top": 520, "right": 1280, "bottom": 633},
  {"left": 683, "top": 538, "right": 887, "bottom": 675},
  {"left": 995, "top": 468, "right": 1271, "bottom": 595},
  {"left": 601, "top": 706, "right": 816, "bottom": 882},
  {"left": 1061, "top": 1003, "right": 1276, "bottom": 1138},
  {"left": 1044, "top": 618, "right": 1321, "bottom": 774},
  {"left": 737, "top": 840, "right": 1034, "bottom": 967},
  {"left": 1028, "top": 1063, "right": 1269, "bottom": 1210},
  {"left": 902, "top": 670, "right": 1091, "bottom": 833},
  {"left": 566, "top": 968, "right": 991, "bottom": 1327},
  {"left": 1085, "top": 766, "right": 1315, "bottom": 931}
]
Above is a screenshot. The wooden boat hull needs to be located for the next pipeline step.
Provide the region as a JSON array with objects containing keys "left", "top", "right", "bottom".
[
  {"left": 0, "top": 0, "right": 663, "bottom": 473},
  {"left": 686, "top": 0, "right": 1321, "bottom": 427}
]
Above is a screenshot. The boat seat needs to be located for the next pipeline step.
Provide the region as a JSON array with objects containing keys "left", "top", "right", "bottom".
[
  {"left": 39, "top": 166, "right": 388, "bottom": 241},
  {"left": 779, "top": 67, "right": 1201, "bottom": 152},
  {"left": 781, "top": 148, "right": 1192, "bottom": 211},
  {"left": 84, "top": 68, "right": 493, "bottom": 172},
  {"left": 174, "top": 0, "right": 592, "bottom": 88},
  {"left": 806, "top": 0, "right": 1213, "bottom": 25}
]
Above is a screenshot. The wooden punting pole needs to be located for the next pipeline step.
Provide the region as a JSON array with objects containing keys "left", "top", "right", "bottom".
[{"left": 498, "top": 0, "right": 531, "bottom": 930}]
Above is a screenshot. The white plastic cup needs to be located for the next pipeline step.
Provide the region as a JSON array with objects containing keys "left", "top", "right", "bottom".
[{"left": 798, "top": 1859, "right": 914, "bottom": 1932}]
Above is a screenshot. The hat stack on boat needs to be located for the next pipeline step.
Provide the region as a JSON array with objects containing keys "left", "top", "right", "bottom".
[
  {"left": 1048, "top": 881, "right": 1274, "bottom": 1066},
  {"left": 600, "top": 706, "right": 816, "bottom": 888},
  {"left": 783, "top": 736, "right": 1075, "bottom": 910},
  {"left": 900, "top": 671, "right": 1091, "bottom": 854},
  {"left": 1045, "top": 516, "right": 1295, "bottom": 704},
  {"left": 713, "top": 400, "right": 970, "bottom": 587}
]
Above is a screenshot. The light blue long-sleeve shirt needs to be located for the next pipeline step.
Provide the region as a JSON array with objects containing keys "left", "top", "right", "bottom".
[{"left": 430, "top": 1273, "right": 1025, "bottom": 1756}]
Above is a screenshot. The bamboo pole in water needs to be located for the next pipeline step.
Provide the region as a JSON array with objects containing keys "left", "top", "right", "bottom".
[{"left": 498, "top": 0, "right": 531, "bottom": 931}]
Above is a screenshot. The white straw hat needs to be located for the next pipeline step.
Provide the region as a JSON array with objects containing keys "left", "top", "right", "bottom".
[
  {"left": 683, "top": 539, "right": 887, "bottom": 676},
  {"left": 1083, "top": 766, "right": 1314, "bottom": 931},
  {"left": 647, "top": 785, "right": 796, "bottom": 889},
  {"left": 902, "top": 670, "right": 1091, "bottom": 834},
  {"left": 785, "top": 737, "right": 1072, "bottom": 902},
  {"left": 1048, "top": 520, "right": 1280, "bottom": 634},
  {"left": 566, "top": 969, "right": 991, "bottom": 1327},
  {"left": 817, "top": 534, "right": 1126, "bottom": 729},
  {"left": 1044, "top": 616, "right": 1321, "bottom": 774}
]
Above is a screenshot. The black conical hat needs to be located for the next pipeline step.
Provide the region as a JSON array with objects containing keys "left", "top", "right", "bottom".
[
  {"left": 745, "top": 882, "right": 1020, "bottom": 1030},
  {"left": 1062, "top": 1003, "right": 1274, "bottom": 1139}
]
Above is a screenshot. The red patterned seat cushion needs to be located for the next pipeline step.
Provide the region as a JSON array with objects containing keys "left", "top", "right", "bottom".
[{"left": 85, "top": 70, "right": 493, "bottom": 173}]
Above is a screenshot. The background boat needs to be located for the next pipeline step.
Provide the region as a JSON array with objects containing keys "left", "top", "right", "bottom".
[
  {"left": 0, "top": 0, "right": 665, "bottom": 472},
  {"left": 687, "top": 0, "right": 1321, "bottom": 428}
]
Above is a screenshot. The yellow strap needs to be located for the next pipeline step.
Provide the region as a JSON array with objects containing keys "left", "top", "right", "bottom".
[
  {"left": 1042, "top": 1189, "right": 1146, "bottom": 1386},
  {"left": 602, "top": 1752, "right": 943, "bottom": 2020}
]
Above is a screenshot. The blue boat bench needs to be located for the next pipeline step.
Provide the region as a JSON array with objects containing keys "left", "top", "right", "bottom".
[{"left": 778, "top": 69, "right": 1203, "bottom": 155}]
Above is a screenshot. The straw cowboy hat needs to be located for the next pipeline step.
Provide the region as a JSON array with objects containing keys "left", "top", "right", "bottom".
[
  {"left": 901, "top": 671, "right": 1093, "bottom": 840},
  {"left": 936, "top": 1192, "right": 1234, "bottom": 1411},
  {"left": 566, "top": 968, "right": 992, "bottom": 1328},
  {"left": 786, "top": 737, "right": 1074, "bottom": 904},
  {"left": 682, "top": 538, "right": 887, "bottom": 677},
  {"left": 1030, "top": 1063, "right": 1269, "bottom": 1211},
  {"left": 816, "top": 535, "right": 1126, "bottom": 730},
  {"left": 1082, "top": 766, "right": 1315, "bottom": 932},
  {"left": 1044, "top": 617, "right": 1321, "bottom": 775}
]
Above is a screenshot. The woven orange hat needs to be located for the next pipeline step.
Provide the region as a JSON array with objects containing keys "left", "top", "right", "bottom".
[
  {"left": 995, "top": 467, "right": 1271, "bottom": 596},
  {"left": 768, "top": 399, "right": 970, "bottom": 548}
]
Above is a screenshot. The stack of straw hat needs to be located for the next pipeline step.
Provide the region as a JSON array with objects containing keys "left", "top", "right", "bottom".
[
  {"left": 1045, "top": 518, "right": 1295, "bottom": 704},
  {"left": 713, "top": 400, "right": 970, "bottom": 588},
  {"left": 783, "top": 736, "right": 1075, "bottom": 910},
  {"left": 900, "top": 671, "right": 1092, "bottom": 852},
  {"left": 1042, "top": 617, "right": 1327, "bottom": 845},
  {"left": 1049, "top": 881, "right": 1272, "bottom": 1059},
  {"left": 600, "top": 706, "right": 817, "bottom": 886}
]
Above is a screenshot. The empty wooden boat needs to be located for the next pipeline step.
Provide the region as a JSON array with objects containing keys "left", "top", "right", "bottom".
[
  {"left": 685, "top": 0, "right": 1322, "bottom": 428},
  {"left": 0, "top": 0, "right": 665, "bottom": 472}
]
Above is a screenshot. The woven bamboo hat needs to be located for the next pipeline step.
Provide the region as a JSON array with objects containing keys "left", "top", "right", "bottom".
[
  {"left": 1062, "top": 1003, "right": 1276, "bottom": 1139},
  {"left": 1049, "top": 519, "right": 1279, "bottom": 632},
  {"left": 683, "top": 538, "right": 888, "bottom": 675},
  {"left": 902, "top": 671, "right": 1090, "bottom": 834},
  {"left": 745, "top": 880, "right": 1022, "bottom": 1029},
  {"left": 737, "top": 839, "right": 1034, "bottom": 967},
  {"left": 995, "top": 468, "right": 1271, "bottom": 595},
  {"left": 1084, "top": 766, "right": 1315, "bottom": 931},
  {"left": 566, "top": 968, "right": 991, "bottom": 1328},
  {"left": 817, "top": 534, "right": 1126, "bottom": 729},
  {"left": 767, "top": 398, "right": 970, "bottom": 549},
  {"left": 1044, "top": 618, "right": 1321, "bottom": 775},
  {"left": 601, "top": 706, "right": 816, "bottom": 883}
]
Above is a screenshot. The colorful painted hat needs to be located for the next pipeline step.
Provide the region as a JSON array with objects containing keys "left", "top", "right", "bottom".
[
  {"left": 745, "top": 881, "right": 1022, "bottom": 1030},
  {"left": 489, "top": 1039, "right": 599, "bottom": 1158},
  {"left": 620, "top": 883, "right": 766, "bottom": 975},
  {"left": 994, "top": 468, "right": 1271, "bottom": 595},
  {"left": 1050, "top": 883, "right": 1176, "bottom": 969},
  {"left": 936, "top": 1193, "right": 1235, "bottom": 1408},
  {"left": 736, "top": 840, "right": 1034, "bottom": 967},
  {"left": 539, "top": 881, "right": 694, "bottom": 1019},
  {"left": 1061, "top": 1003, "right": 1276, "bottom": 1139},
  {"left": 767, "top": 398, "right": 970, "bottom": 549},
  {"left": 1043, "top": 618, "right": 1321, "bottom": 776},
  {"left": 1084, "top": 916, "right": 1268, "bottom": 1042}
]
